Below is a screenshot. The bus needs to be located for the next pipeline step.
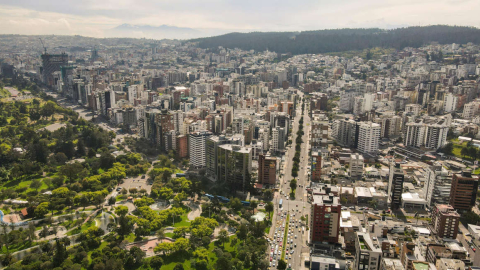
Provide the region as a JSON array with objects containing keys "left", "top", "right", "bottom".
[{"left": 279, "top": 199, "right": 283, "bottom": 208}]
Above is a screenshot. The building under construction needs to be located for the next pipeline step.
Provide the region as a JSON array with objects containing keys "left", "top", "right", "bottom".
[{"left": 41, "top": 53, "right": 68, "bottom": 87}]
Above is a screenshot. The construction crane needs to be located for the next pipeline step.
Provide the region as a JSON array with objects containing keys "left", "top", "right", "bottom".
[{"left": 39, "top": 38, "right": 47, "bottom": 54}]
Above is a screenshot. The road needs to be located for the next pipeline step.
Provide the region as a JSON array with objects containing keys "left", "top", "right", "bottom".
[{"left": 269, "top": 92, "right": 311, "bottom": 269}]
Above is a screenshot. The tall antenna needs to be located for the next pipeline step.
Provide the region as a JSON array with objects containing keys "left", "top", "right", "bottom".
[{"left": 39, "top": 38, "right": 47, "bottom": 54}]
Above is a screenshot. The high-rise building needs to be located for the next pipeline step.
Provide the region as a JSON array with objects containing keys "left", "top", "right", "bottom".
[
  {"left": 404, "top": 119, "right": 448, "bottom": 150},
  {"left": 311, "top": 119, "right": 329, "bottom": 149},
  {"left": 431, "top": 204, "right": 460, "bottom": 239},
  {"left": 311, "top": 151, "right": 322, "bottom": 182},
  {"left": 389, "top": 162, "right": 404, "bottom": 210},
  {"left": 443, "top": 93, "right": 458, "bottom": 113},
  {"left": 332, "top": 118, "right": 357, "bottom": 148},
  {"left": 217, "top": 144, "right": 252, "bottom": 193},
  {"left": 354, "top": 232, "right": 382, "bottom": 270},
  {"left": 188, "top": 131, "right": 212, "bottom": 168},
  {"left": 463, "top": 100, "right": 480, "bottom": 119},
  {"left": 272, "top": 127, "right": 285, "bottom": 153},
  {"left": 258, "top": 154, "right": 276, "bottom": 185},
  {"left": 41, "top": 53, "right": 68, "bottom": 87},
  {"left": 310, "top": 195, "right": 341, "bottom": 243},
  {"left": 449, "top": 171, "right": 479, "bottom": 211},
  {"left": 350, "top": 154, "right": 364, "bottom": 180},
  {"left": 357, "top": 122, "right": 380, "bottom": 154}
]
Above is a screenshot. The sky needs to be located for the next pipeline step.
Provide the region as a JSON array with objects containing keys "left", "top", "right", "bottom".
[{"left": 1, "top": 0, "right": 480, "bottom": 39}]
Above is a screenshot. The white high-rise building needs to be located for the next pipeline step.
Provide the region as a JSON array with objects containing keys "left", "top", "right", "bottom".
[
  {"left": 350, "top": 153, "right": 364, "bottom": 180},
  {"left": 404, "top": 121, "right": 425, "bottom": 148},
  {"left": 404, "top": 120, "right": 448, "bottom": 149},
  {"left": 463, "top": 100, "right": 480, "bottom": 119},
  {"left": 357, "top": 122, "right": 380, "bottom": 154},
  {"left": 443, "top": 93, "right": 457, "bottom": 113},
  {"left": 272, "top": 127, "right": 285, "bottom": 153},
  {"left": 189, "top": 131, "right": 212, "bottom": 168}
]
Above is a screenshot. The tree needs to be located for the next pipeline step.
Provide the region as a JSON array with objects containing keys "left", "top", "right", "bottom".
[
  {"left": 277, "top": 259, "right": 287, "bottom": 270},
  {"left": 149, "top": 256, "right": 164, "bottom": 270},
  {"left": 41, "top": 101, "right": 56, "bottom": 118},
  {"left": 263, "top": 189, "right": 273, "bottom": 199},
  {"left": 173, "top": 263, "right": 185, "bottom": 270},
  {"left": 290, "top": 179, "right": 297, "bottom": 190},
  {"left": 35, "top": 202, "right": 49, "bottom": 218},
  {"left": 173, "top": 226, "right": 190, "bottom": 238},
  {"left": 76, "top": 139, "right": 86, "bottom": 157},
  {"left": 129, "top": 246, "right": 146, "bottom": 265},
  {"left": 230, "top": 198, "right": 243, "bottom": 211},
  {"left": 30, "top": 179, "right": 41, "bottom": 190},
  {"left": 265, "top": 202, "right": 274, "bottom": 219},
  {"left": 59, "top": 162, "right": 84, "bottom": 183},
  {"left": 108, "top": 196, "right": 116, "bottom": 205},
  {"left": 218, "top": 229, "right": 229, "bottom": 248},
  {"left": 156, "top": 228, "right": 165, "bottom": 239},
  {"left": 250, "top": 200, "right": 258, "bottom": 214}
]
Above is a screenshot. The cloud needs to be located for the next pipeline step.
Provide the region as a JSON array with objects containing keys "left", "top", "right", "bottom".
[{"left": 0, "top": 0, "right": 480, "bottom": 38}]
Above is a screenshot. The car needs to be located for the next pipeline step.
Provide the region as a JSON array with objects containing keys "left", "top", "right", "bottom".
[
  {"left": 291, "top": 250, "right": 294, "bottom": 254},
  {"left": 286, "top": 250, "right": 289, "bottom": 254},
  {"left": 295, "top": 235, "right": 297, "bottom": 239},
  {"left": 289, "top": 264, "right": 292, "bottom": 268},
  {"left": 294, "top": 243, "right": 297, "bottom": 247},
  {"left": 270, "top": 257, "right": 273, "bottom": 262}
]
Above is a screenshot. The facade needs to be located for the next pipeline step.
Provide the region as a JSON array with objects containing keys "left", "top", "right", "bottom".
[
  {"left": 449, "top": 171, "right": 479, "bottom": 211},
  {"left": 350, "top": 153, "right": 364, "bottom": 180},
  {"left": 431, "top": 204, "right": 460, "bottom": 239},
  {"left": 272, "top": 126, "right": 285, "bottom": 153},
  {"left": 188, "top": 131, "right": 212, "bottom": 168},
  {"left": 311, "top": 120, "right": 329, "bottom": 149},
  {"left": 41, "top": 53, "right": 68, "bottom": 87},
  {"left": 332, "top": 118, "right": 357, "bottom": 148},
  {"left": 404, "top": 120, "right": 448, "bottom": 150},
  {"left": 216, "top": 144, "right": 252, "bottom": 193},
  {"left": 354, "top": 232, "right": 382, "bottom": 270},
  {"left": 357, "top": 122, "right": 380, "bottom": 154},
  {"left": 310, "top": 195, "right": 341, "bottom": 243},
  {"left": 311, "top": 151, "right": 322, "bottom": 182},
  {"left": 389, "top": 163, "right": 404, "bottom": 210},
  {"left": 258, "top": 154, "right": 276, "bottom": 185},
  {"left": 443, "top": 93, "right": 458, "bottom": 113}
]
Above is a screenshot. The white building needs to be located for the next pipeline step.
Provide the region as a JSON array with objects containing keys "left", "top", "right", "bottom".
[
  {"left": 350, "top": 153, "right": 364, "bottom": 180},
  {"left": 189, "top": 131, "right": 212, "bottom": 168},
  {"left": 354, "top": 232, "right": 382, "bottom": 270},
  {"left": 443, "top": 93, "right": 457, "bottom": 113},
  {"left": 463, "top": 100, "right": 480, "bottom": 119},
  {"left": 357, "top": 122, "right": 380, "bottom": 154}
]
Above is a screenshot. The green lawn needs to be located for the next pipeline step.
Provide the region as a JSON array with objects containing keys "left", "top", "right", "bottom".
[
  {"left": 0, "top": 241, "right": 37, "bottom": 254},
  {"left": 67, "top": 220, "right": 96, "bottom": 236},
  {"left": 172, "top": 213, "right": 191, "bottom": 228}
]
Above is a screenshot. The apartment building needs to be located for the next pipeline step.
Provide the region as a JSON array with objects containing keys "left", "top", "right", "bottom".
[
  {"left": 431, "top": 204, "right": 460, "bottom": 239},
  {"left": 350, "top": 153, "right": 364, "bottom": 180},
  {"left": 449, "top": 171, "right": 479, "bottom": 211},
  {"left": 310, "top": 195, "right": 341, "bottom": 243},
  {"left": 354, "top": 232, "right": 382, "bottom": 270},
  {"left": 357, "top": 122, "right": 381, "bottom": 154}
]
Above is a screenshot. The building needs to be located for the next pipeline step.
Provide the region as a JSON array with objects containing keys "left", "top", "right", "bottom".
[
  {"left": 350, "top": 153, "right": 364, "bottom": 180},
  {"left": 332, "top": 118, "right": 357, "bottom": 148},
  {"left": 389, "top": 162, "right": 404, "bottom": 210},
  {"left": 216, "top": 144, "right": 252, "bottom": 193},
  {"left": 435, "top": 258, "right": 464, "bottom": 270},
  {"left": 404, "top": 119, "right": 448, "bottom": 150},
  {"left": 41, "top": 53, "right": 68, "bottom": 87},
  {"left": 258, "top": 154, "right": 276, "bottom": 185},
  {"left": 310, "top": 195, "right": 341, "bottom": 243},
  {"left": 357, "top": 122, "right": 381, "bottom": 154},
  {"left": 311, "top": 119, "right": 329, "bottom": 149},
  {"left": 443, "top": 93, "right": 458, "bottom": 113},
  {"left": 449, "top": 171, "right": 479, "bottom": 211},
  {"left": 431, "top": 204, "right": 460, "bottom": 239},
  {"left": 311, "top": 151, "right": 322, "bottom": 182},
  {"left": 272, "top": 126, "right": 285, "bottom": 153},
  {"left": 188, "top": 131, "right": 212, "bottom": 168},
  {"left": 310, "top": 255, "right": 340, "bottom": 270},
  {"left": 380, "top": 258, "right": 404, "bottom": 270},
  {"left": 354, "top": 232, "right": 382, "bottom": 270},
  {"left": 176, "top": 135, "right": 188, "bottom": 159}
]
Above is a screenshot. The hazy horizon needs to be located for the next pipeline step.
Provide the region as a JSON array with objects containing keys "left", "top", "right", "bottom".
[{"left": 1, "top": 0, "right": 480, "bottom": 39}]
